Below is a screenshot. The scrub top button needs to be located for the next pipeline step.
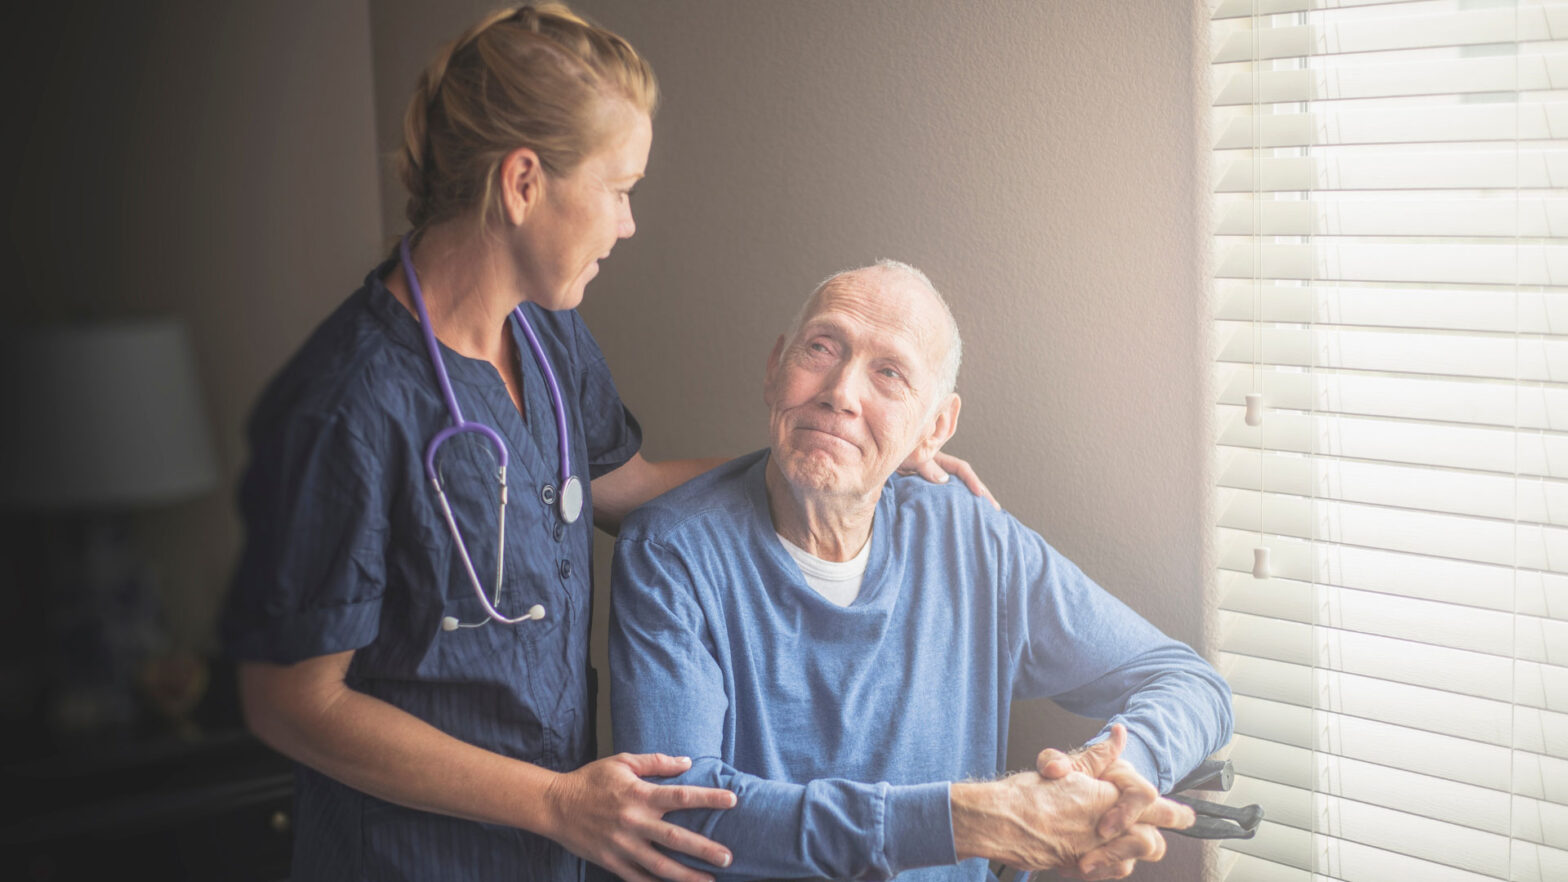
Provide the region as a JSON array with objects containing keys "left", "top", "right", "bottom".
[
  {"left": 558, "top": 559, "right": 573, "bottom": 580},
  {"left": 553, "top": 523, "right": 565, "bottom": 542},
  {"left": 540, "top": 484, "right": 556, "bottom": 506}
]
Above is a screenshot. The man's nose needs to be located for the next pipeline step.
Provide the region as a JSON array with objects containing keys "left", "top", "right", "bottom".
[{"left": 816, "top": 363, "right": 862, "bottom": 415}]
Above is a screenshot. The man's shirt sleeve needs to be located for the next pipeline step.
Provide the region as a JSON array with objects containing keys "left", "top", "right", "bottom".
[
  {"left": 1003, "top": 517, "right": 1235, "bottom": 793},
  {"left": 610, "top": 534, "right": 955, "bottom": 881}
]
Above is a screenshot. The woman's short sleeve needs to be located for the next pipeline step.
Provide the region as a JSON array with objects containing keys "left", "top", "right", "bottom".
[
  {"left": 571, "top": 312, "right": 642, "bottom": 479},
  {"left": 220, "top": 411, "right": 390, "bottom": 664}
]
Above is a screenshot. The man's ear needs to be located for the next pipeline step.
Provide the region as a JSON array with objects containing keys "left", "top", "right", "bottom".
[
  {"left": 498, "top": 147, "right": 545, "bottom": 226},
  {"left": 912, "top": 393, "right": 961, "bottom": 464},
  {"left": 763, "top": 335, "right": 785, "bottom": 407}
]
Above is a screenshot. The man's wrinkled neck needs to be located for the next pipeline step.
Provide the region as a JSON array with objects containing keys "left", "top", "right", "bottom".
[{"left": 763, "top": 454, "right": 878, "bottom": 563}]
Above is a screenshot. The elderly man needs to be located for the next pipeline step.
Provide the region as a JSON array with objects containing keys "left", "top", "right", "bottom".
[{"left": 609, "top": 262, "right": 1233, "bottom": 881}]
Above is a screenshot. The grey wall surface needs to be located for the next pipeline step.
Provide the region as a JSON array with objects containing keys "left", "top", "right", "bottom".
[
  {"left": 7, "top": 1, "right": 384, "bottom": 647},
  {"left": 370, "top": 6, "right": 1217, "bottom": 879}
]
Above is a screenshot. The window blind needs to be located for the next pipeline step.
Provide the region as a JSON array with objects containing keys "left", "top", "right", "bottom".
[{"left": 1210, "top": 2, "right": 1568, "bottom": 881}]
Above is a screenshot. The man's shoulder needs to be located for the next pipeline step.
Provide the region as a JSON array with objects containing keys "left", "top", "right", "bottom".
[
  {"left": 619, "top": 449, "right": 768, "bottom": 548},
  {"left": 885, "top": 469, "right": 1009, "bottom": 531}
]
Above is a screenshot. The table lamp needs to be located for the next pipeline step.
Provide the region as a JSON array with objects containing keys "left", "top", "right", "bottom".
[{"left": 0, "top": 317, "right": 218, "bottom": 736}]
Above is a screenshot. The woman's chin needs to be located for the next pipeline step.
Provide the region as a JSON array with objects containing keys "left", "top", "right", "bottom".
[{"left": 554, "top": 262, "right": 598, "bottom": 310}]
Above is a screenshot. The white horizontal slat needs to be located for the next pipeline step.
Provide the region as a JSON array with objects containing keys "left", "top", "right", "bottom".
[
  {"left": 1218, "top": 485, "right": 1568, "bottom": 573},
  {"left": 1212, "top": 6, "right": 1568, "bottom": 64},
  {"left": 1223, "top": 812, "right": 1318, "bottom": 878},
  {"left": 1230, "top": 775, "right": 1515, "bottom": 878},
  {"left": 1222, "top": 622, "right": 1568, "bottom": 755},
  {"left": 1216, "top": 366, "right": 1568, "bottom": 436},
  {"left": 1219, "top": 614, "right": 1498, "bottom": 698},
  {"left": 1214, "top": 196, "right": 1568, "bottom": 238},
  {"left": 1215, "top": 103, "right": 1568, "bottom": 150},
  {"left": 1211, "top": 0, "right": 1428, "bottom": 20},
  {"left": 1517, "top": 705, "right": 1568, "bottom": 757},
  {"left": 1214, "top": 53, "right": 1568, "bottom": 106},
  {"left": 1516, "top": 794, "right": 1568, "bottom": 849},
  {"left": 1216, "top": 150, "right": 1568, "bottom": 192},
  {"left": 1213, "top": 282, "right": 1568, "bottom": 336},
  {"left": 1216, "top": 241, "right": 1568, "bottom": 286},
  {"left": 1217, "top": 322, "right": 1568, "bottom": 383},
  {"left": 1519, "top": 659, "right": 1568, "bottom": 713},
  {"left": 1221, "top": 637, "right": 1568, "bottom": 713},
  {"left": 1232, "top": 695, "right": 1516, "bottom": 788},
  {"left": 1232, "top": 734, "right": 1568, "bottom": 838},
  {"left": 1517, "top": 750, "right": 1568, "bottom": 804},
  {"left": 1216, "top": 526, "right": 1568, "bottom": 619},
  {"left": 1513, "top": 839, "right": 1568, "bottom": 882},
  {"left": 1221, "top": 610, "right": 1316, "bottom": 667},
  {"left": 1217, "top": 850, "right": 1308, "bottom": 882},
  {"left": 1217, "top": 404, "right": 1568, "bottom": 479},
  {"left": 1222, "top": 797, "right": 1507, "bottom": 882},
  {"left": 1220, "top": 597, "right": 1513, "bottom": 677},
  {"left": 1226, "top": 735, "right": 1536, "bottom": 831},
  {"left": 1219, "top": 579, "right": 1568, "bottom": 670},
  {"left": 1216, "top": 446, "right": 1568, "bottom": 525}
]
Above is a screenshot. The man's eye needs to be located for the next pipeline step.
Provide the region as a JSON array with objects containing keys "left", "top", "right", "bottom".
[{"left": 880, "top": 368, "right": 902, "bottom": 380}]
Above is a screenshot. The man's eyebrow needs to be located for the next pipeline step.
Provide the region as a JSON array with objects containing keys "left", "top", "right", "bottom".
[{"left": 798, "top": 318, "right": 846, "bottom": 338}]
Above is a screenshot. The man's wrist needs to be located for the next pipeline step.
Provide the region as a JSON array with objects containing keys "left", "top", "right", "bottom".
[{"left": 950, "top": 780, "right": 1003, "bottom": 862}]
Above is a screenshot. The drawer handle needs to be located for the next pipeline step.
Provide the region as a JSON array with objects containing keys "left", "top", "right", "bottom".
[{"left": 269, "top": 810, "right": 291, "bottom": 834}]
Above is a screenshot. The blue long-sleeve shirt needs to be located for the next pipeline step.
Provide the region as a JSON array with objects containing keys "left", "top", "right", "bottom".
[{"left": 609, "top": 450, "right": 1233, "bottom": 882}]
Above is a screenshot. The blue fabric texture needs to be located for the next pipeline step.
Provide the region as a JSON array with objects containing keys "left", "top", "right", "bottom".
[
  {"left": 610, "top": 450, "right": 1234, "bottom": 882},
  {"left": 221, "top": 259, "right": 641, "bottom": 881}
]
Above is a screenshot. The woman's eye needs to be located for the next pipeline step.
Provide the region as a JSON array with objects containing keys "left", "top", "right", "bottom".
[{"left": 879, "top": 367, "right": 902, "bottom": 380}]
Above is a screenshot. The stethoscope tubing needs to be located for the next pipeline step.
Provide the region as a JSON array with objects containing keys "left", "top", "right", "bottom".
[{"left": 399, "top": 232, "right": 577, "bottom": 628}]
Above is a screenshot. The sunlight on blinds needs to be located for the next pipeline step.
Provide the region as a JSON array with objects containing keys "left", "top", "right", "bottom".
[{"left": 1210, "top": 1, "right": 1568, "bottom": 880}]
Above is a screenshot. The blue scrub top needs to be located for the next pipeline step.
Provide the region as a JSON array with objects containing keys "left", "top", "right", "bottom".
[{"left": 221, "top": 259, "right": 641, "bottom": 881}]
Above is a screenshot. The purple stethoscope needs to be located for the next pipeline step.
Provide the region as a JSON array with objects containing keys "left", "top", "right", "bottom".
[{"left": 399, "top": 234, "right": 582, "bottom": 631}]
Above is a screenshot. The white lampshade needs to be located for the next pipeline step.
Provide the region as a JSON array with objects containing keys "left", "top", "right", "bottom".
[{"left": 0, "top": 318, "right": 218, "bottom": 510}]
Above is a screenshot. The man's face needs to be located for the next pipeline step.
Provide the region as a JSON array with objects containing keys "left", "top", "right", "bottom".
[{"left": 765, "top": 267, "right": 953, "bottom": 502}]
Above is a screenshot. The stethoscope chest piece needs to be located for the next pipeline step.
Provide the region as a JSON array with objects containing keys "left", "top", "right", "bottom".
[{"left": 560, "top": 475, "right": 583, "bottom": 524}]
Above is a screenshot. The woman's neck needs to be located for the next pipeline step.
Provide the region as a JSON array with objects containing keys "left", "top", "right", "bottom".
[{"left": 388, "top": 223, "right": 522, "bottom": 364}]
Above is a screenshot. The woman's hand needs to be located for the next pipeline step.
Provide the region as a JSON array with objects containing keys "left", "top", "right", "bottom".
[
  {"left": 543, "top": 752, "right": 738, "bottom": 882},
  {"left": 898, "top": 450, "right": 999, "bottom": 509}
]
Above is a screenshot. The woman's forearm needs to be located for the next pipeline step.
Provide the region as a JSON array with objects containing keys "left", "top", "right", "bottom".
[
  {"left": 240, "top": 656, "right": 562, "bottom": 834},
  {"left": 592, "top": 453, "right": 729, "bottom": 533}
]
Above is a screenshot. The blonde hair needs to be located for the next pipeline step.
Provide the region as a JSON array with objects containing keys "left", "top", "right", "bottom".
[{"left": 398, "top": 3, "right": 659, "bottom": 230}]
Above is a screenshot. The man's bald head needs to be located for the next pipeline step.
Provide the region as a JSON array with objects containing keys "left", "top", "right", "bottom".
[{"left": 785, "top": 260, "right": 963, "bottom": 402}]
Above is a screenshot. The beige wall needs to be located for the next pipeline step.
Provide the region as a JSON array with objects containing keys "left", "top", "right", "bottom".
[{"left": 370, "top": 6, "right": 1216, "bottom": 879}]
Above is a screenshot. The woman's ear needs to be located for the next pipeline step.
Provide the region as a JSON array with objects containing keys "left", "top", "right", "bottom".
[{"left": 499, "top": 147, "right": 545, "bottom": 226}]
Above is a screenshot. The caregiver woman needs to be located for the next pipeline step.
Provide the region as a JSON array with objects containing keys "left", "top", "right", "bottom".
[{"left": 220, "top": 5, "right": 989, "bottom": 882}]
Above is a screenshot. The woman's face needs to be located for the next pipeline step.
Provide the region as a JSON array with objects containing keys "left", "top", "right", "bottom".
[{"left": 519, "top": 104, "right": 652, "bottom": 310}]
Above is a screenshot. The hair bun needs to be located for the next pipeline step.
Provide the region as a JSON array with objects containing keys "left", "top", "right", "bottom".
[{"left": 396, "top": 2, "right": 658, "bottom": 230}]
